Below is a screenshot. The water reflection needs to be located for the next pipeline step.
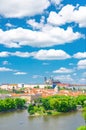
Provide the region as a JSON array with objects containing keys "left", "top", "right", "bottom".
[{"left": 0, "top": 110, "right": 84, "bottom": 130}]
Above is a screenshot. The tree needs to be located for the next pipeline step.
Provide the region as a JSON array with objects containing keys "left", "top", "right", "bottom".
[
  {"left": 0, "top": 98, "right": 26, "bottom": 112},
  {"left": 82, "top": 107, "right": 86, "bottom": 125},
  {"left": 77, "top": 126, "right": 86, "bottom": 130},
  {"left": 28, "top": 104, "right": 35, "bottom": 115},
  {"left": 49, "top": 98, "right": 60, "bottom": 110},
  {"left": 15, "top": 98, "right": 26, "bottom": 109},
  {"left": 42, "top": 98, "right": 51, "bottom": 110}
]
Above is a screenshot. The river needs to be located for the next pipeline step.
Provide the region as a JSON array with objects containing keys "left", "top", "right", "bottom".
[{"left": 0, "top": 110, "right": 85, "bottom": 130}]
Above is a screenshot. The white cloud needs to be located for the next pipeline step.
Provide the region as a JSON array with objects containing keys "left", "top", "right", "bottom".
[
  {"left": 14, "top": 72, "right": 27, "bottom": 75},
  {"left": 0, "top": 67, "right": 13, "bottom": 72},
  {"left": 77, "top": 59, "right": 86, "bottom": 69},
  {"left": 47, "top": 5, "right": 86, "bottom": 27},
  {"left": 11, "top": 51, "right": 32, "bottom": 58},
  {"left": 73, "top": 6, "right": 86, "bottom": 27},
  {"left": 73, "top": 52, "right": 86, "bottom": 59},
  {"left": 0, "top": 26, "right": 83, "bottom": 48},
  {"left": 0, "top": 51, "right": 34, "bottom": 58},
  {"left": 69, "top": 63, "right": 74, "bottom": 66},
  {"left": 0, "top": 51, "right": 9, "bottom": 57},
  {"left": 0, "top": 50, "right": 71, "bottom": 60},
  {"left": 5, "top": 23, "right": 15, "bottom": 28},
  {"left": 0, "top": 66, "right": 27, "bottom": 75},
  {"left": 54, "top": 74, "right": 74, "bottom": 83},
  {"left": 53, "top": 67, "right": 73, "bottom": 73},
  {"left": 42, "top": 62, "right": 49, "bottom": 65},
  {"left": 33, "top": 49, "right": 71, "bottom": 60},
  {"left": 2, "top": 61, "right": 9, "bottom": 65},
  {"left": 50, "top": 0, "right": 62, "bottom": 5},
  {"left": 1, "top": 50, "right": 86, "bottom": 63},
  {"left": 0, "top": 0, "right": 50, "bottom": 18},
  {"left": 27, "top": 19, "right": 44, "bottom": 30}
]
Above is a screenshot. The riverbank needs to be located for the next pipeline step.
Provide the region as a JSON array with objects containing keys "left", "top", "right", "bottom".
[
  {"left": 29, "top": 110, "right": 61, "bottom": 117},
  {"left": 28, "top": 95, "right": 86, "bottom": 116}
]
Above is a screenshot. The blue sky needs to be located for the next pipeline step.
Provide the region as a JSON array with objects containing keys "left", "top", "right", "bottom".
[{"left": 0, "top": 0, "right": 86, "bottom": 84}]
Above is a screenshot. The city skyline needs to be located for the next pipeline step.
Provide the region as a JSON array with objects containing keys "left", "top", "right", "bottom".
[{"left": 0, "top": 0, "right": 86, "bottom": 84}]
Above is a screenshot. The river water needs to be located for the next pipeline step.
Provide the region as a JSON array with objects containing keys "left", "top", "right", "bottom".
[{"left": 0, "top": 110, "right": 85, "bottom": 130}]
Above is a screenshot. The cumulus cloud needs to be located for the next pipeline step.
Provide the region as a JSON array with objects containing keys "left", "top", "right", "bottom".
[
  {"left": 54, "top": 74, "right": 74, "bottom": 83},
  {"left": 50, "top": 0, "right": 62, "bottom": 4},
  {"left": 33, "top": 49, "right": 71, "bottom": 60},
  {"left": 77, "top": 59, "right": 86, "bottom": 69},
  {"left": 0, "top": 51, "right": 10, "bottom": 57},
  {"left": 27, "top": 19, "right": 44, "bottom": 30},
  {"left": 50, "top": 0, "right": 62, "bottom": 5},
  {"left": 2, "top": 61, "right": 9, "bottom": 65},
  {"left": 1, "top": 50, "right": 86, "bottom": 62},
  {"left": 0, "top": 66, "right": 27, "bottom": 75},
  {"left": 0, "top": 51, "right": 35, "bottom": 58},
  {"left": 53, "top": 67, "right": 73, "bottom": 73},
  {"left": 11, "top": 51, "right": 32, "bottom": 58},
  {"left": 0, "top": 26, "right": 83, "bottom": 48},
  {"left": 0, "top": 67, "right": 13, "bottom": 72},
  {"left": 73, "top": 52, "right": 86, "bottom": 59},
  {"left": 47, "top": 5, "right": 86, "bottom": 27},
  {"left": 0, "top": 0, "right": 50, "bottom": 18},
  {"left": 5, "top": 23, "right": 15, "bottom": 28},
  {"left": 0, "top": 50, "right": 71, "bottom": 60},
  {"left": 14, "top": 72, "right": 27, "bottom": 75}
]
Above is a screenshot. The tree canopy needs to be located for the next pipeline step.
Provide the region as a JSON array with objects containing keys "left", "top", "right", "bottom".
[
  {"left": 0, "top": 98, "right": 26, "bottom": 112},
  {"left": 28, "top": 95, "right": 86, "bottom": 115}
]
